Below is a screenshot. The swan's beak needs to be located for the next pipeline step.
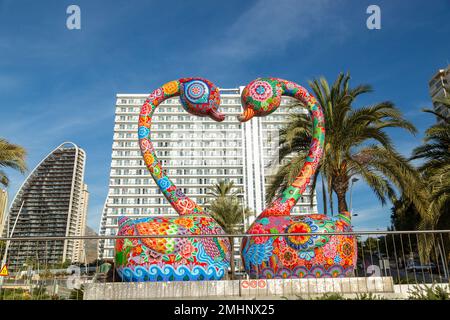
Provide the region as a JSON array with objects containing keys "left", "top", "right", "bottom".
[
  {"left": 209, "top": 110, "right": 225, "bottom": 122},
  {"left": 237, "top": 108, "right": 255, "bottom": 122}
]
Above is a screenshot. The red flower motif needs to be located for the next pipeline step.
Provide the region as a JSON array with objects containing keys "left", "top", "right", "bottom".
[
  {"left": 249, "top": 224, "right": 269, "bottom": 244},
  {"left": 279, "top": 247, "right": 298, "bottom": 267},
  {"left": 140, "top": 103, "right": 151, "bottom": 116},
  {"left": 180, "top": 242, "right": 195, "bottom": 259}
]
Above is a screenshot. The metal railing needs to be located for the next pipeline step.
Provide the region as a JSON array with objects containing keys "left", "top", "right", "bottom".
[{"left": 0, "top": 230, "right": 449, "bottom": 300}]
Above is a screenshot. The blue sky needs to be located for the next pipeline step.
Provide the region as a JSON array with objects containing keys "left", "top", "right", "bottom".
[{"left": 1, "top": 0, "right": 449, "bottom": 232}]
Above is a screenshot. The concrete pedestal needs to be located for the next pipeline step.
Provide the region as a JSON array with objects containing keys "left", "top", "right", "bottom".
[{"left": 84, "top": 277, "right": 394, "bottom": 300}]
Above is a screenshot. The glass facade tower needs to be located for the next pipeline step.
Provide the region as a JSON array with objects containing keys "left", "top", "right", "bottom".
[{"left": 3, "top": 142, "right": 89, "bottom": 270}]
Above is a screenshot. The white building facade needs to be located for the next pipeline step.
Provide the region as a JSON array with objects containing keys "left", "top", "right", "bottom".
[
  {"left": 429, "top": 65, "right": 450, "bottom": 123},
  {"left": 98, "top": 88, "right": 317, "bottom": 259}
]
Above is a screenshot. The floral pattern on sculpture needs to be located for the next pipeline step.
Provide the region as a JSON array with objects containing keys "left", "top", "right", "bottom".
[
  {"left": 239, "top": 78, "right": 357, "bottom": 279},
  {"left": 115, "top": 78, "right": 230, "bottom": 282}
]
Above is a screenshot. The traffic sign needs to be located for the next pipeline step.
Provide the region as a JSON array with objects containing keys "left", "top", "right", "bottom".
[{"left": 0, "top": 264, "right": 9, "bottom": 277}]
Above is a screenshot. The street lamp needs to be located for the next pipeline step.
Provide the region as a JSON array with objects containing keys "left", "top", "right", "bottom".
[{"left": 349, "top": 177, "right": 359, "bottom": 216}]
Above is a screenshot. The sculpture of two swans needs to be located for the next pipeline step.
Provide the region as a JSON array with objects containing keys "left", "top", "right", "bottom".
[{"left": 115, "top": 77, "right": 357, "bottom": 282}]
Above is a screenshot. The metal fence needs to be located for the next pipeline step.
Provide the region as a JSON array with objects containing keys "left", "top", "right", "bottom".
[{"left": 0, "top": 230, "right": 449, "bottom": 300}]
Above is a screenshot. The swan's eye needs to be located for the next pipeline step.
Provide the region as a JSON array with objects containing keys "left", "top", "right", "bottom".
[
  {"left": 239, "top": 78, "right": 282, "bottom": 120},
  {"left": 184, "top": 80, "right": 210, "bottom": 105},
  {"left": 179, "top": 78, "right": 223, "bottom": 121}
]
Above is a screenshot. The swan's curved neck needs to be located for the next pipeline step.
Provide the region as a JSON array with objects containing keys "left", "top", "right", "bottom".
[
  {"left": 261, "top": 80, "right": 325, "bottom": 217},
  {"left": 138, "top": 81, "right": 205, "bottom": 216}
]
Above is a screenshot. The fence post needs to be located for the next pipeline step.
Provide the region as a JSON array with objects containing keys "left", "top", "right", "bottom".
[{"left": 230, "top": 237, "right": 235, "bottom": 280}]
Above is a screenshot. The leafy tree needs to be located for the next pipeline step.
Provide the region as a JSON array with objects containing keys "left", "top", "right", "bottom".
[
  {"left": 0, "top": 240, "right": 5, "bottom": 258},
  {"left": 207, "top": 180, "right": 240, "bottom": 198},
  {"left": 390, "top": 198, "right": 421, "bottom": 231},
  {"left": 411, "top": 95, "right": 450, "bottom": 229},
  {"left": 207, "top": 181, "right": 252, "bottom": 278},
  {"left": 409, "top": 95, "right": 450, "bottom": 262},
  {"left": 0, "top": 138, "right": 27, "bottom": 187}
]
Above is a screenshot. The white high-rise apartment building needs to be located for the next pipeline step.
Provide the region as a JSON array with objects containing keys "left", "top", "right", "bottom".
[
  {"left": 98, "top": 88, "right": 317, "bottom": 259},
  {"left": 429, "top": 65, "right": 450, "bottom": 123}
]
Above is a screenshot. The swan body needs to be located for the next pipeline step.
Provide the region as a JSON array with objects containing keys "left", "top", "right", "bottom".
[
  {"left": 239, "top": 78, "right": 357, "bottom": 278},
  {"left": 115, "top": 78, "right": 231, "bottom": 281}
]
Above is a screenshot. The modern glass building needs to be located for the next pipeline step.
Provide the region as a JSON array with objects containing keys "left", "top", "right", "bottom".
[
  {"left": 2, "top": 142, "right": 89, "bottom": 270},
  {"left": 98, "top": 87, "right": 318, "bottom": 259}
]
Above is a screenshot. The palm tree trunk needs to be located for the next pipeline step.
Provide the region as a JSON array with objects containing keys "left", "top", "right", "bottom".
[
  {"left": 333, "top": 173, "right": 349, "bottom": 214},
  {"left": 321, "top": 177, "right": 328, "bottom": 215},
  {"left": 328, "top": 181, "right": 334, "bottom": 215},
  {"left": 336, "top": 190, "right": 348, "bottom": 213}
]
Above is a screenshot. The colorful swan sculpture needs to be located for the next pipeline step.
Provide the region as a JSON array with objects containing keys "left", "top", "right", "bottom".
[
  {"left": 239, "top": 78, "right": 357, "bottom": 279},
  {"left": 115, "top": 78, "right": 231, "bottom": 281}
]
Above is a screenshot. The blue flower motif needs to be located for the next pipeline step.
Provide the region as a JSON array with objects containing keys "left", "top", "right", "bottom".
[
  {"left": 157, "top": 177, "right": 171, "bottom": 191},
  {"left": 285, "top": 219, "right": 320, "bottom": 251},
  {"left": 299, "top": 250, "right": 315, "bottom": 261},
  {"left": 243, "top": 238, "right": 274, "bottom": 269},
  {"left": 334, "top": 255, "right": 342, "bottom": 264},
  {"left": 260, "top": 217, "right": 270, "bottom": 225},
  {"left": 138, "top": 126, "right": 150, "bottom": 139},
  {"left": 256, "top": 85, "right": 266, "bottom": 95}
]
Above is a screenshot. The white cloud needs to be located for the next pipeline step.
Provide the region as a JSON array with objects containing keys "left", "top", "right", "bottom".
[
  {"left": 351, "top": 204, "right": 392, "bottom": 231},
  {"left": 207, "top": 0, "right": 344, "bottom": 60}
]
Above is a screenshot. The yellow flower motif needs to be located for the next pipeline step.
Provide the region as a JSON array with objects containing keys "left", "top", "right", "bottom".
[
  {"left": 144, "top": 153, "right": 155, "bottom": 165},
  {"left": 308, "top": 96, "right": 317, "bottom": 105},
  {"left": 162, "top": 81, "right": 179, "bottom": 95},
  {"left": 174, "top": 218, "right": 194, "bottom": 229}
]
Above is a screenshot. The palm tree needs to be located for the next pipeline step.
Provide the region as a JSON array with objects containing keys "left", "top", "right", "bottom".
[
  {"left": 390, "top": 197, "right": 421, "bottom": 231},
  {"left": 207, "top": 180, "right": 240, "bottom": 198},
  {"left": 209, "top": 197, "right": 252, "bottom": 234},
  {"left": 207, "top": 181, "right": 252, "bottom": 278},
  {"left": 0, "top": 240, "right": 5, "bottom": 257},
  {"left": 411, "top": 95, "right": 450, "bottom": 228},
  {"left": 266, "top": 72, "right": 427, "bottom": 217},
  {"left": 0, "top": 138, "right": 27, "bottom": 187}
]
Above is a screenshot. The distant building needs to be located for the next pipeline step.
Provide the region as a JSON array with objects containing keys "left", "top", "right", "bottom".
[
  {"left": 2, "top": 142, "right": 88, "bottom": 270},
  {"left": 98, "top": 87, "right": 318, "bottom": 259},
  {"left": 0, "top": 189, "right": 7, "bottom": 236},
  {"left": 429, "top": 65, "right": 450, "bottom": 123},
  {"left": 73, "top": 183, "right": 89, "bottom": 263}
]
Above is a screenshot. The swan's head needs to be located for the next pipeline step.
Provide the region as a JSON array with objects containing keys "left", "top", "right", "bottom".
[
  {"left": 238, "top": 78, "right": 283, "bottom": 122},
  {"left": 179, "top": 78, "right": 225, "bottom": 122}
]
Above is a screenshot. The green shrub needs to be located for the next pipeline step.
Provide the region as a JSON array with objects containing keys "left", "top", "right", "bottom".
[
  {"left": 0, "top": 288, "right": 28, "bottom": 300},
  {"left": 31, "top": 285, "right": 50, "bottom": 300},
  {"left": 408, "top": 284, "right": 450, "bottom": 300},
  {"left": 316, "top": 292, "right": 345, "bottom": 300},
  {"left": 351, "top": 292, "right": 385, "bottom": 300},
  {"left": 69, "top": 285, "right": 84, "bottom": 300},
  {"left": 394, "top": 277, "right": 417, "bottom": 284}
]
